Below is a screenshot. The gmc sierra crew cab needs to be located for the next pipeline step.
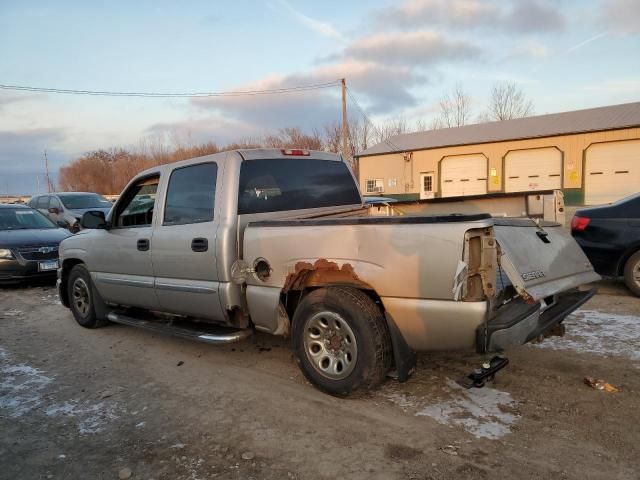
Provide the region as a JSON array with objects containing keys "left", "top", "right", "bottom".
[{"left": 58, "top": 149, "right": 600, "bottom": 395}]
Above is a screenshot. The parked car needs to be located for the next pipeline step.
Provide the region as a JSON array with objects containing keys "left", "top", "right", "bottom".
[
  {"left": 0, "top": 204, "right": 71, "bottom": 283},
  {"left": 28, "top": 192, "right": 113, "bottom": 232},
  {"left": 571, "top": 192, "right": 640, "bottom": 296},
  {"left": 57, "top": 149, "right": 599, "bottom": 395}
]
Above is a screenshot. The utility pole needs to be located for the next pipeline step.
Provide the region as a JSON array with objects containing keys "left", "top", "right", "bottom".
[
  {"left": 341, "top": 78, "right": 349, "bottom": 161},
  {"left": 44, "top": 150, "right": 52, "bottom": 193}
]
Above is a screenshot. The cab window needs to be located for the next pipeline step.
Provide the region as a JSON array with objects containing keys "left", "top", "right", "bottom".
[
  {"left": 164, "top": 163, "right": 217, "bottom": 226},
  {"left": 114, "top": 175, "right": 160, "bottom": 227},
  {"left": 237, "top": 159, "right": 360, "bottom": 215}
]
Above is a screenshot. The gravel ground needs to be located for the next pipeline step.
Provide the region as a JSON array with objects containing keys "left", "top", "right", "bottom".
[{"left": 1, "top": 279, "right": 639, "bottom": 479}]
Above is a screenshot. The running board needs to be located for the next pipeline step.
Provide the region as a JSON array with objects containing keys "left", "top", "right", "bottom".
[{"left": 106, "top": 311, "right": 252, "bottom": 345}]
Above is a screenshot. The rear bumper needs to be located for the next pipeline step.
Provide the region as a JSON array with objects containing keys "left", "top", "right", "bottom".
[{"left": 477, "top": 286, "right": 597, "bottom": 353}]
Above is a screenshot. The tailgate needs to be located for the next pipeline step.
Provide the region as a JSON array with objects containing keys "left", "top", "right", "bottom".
[{"left": 494, "top": 218, "right": 600, "bottom": 301}]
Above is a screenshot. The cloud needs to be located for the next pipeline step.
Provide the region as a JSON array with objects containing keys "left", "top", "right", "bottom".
[
  {"left": 504, "top": 0, "right": 566, "bottom": 33},
  {"left": 374, "top": 0, "right": 565, "bottom": 33},
  {"left": 338, "top": 31, "right": 481, "bottom": 66},
  {"left": 375, "top": 0, "right": 498, "bottom": 28},
  {"left": 0, "top": 128, "right": 67, "bottom": 172},
  {"left": 601, "top": 0, "right": 640, "bottom": 34},
  {"left": 274, "top": 0, "right": 345, "bottom": 41},
  {"left": 0, "top": 92, "right": 46, "bottom": 112},
  {"left": 192, "top": 59, "right": 426, "bottom": 124},
  {"left": 0, "top": 128, "right": 67, "bottom": 194}
]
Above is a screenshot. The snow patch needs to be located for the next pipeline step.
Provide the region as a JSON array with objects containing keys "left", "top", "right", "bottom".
[
  {"left": 417, "top": 380, "right": 519, "bottom": 440},
  {"left": 385, "top": 379, "right": 519, "bottom": 440},
  {"left": 0, "top": 347, "right": 53, "bottom": 417},
  {"left": 532, "top": 309, "right": 640, "bottom": 361},
  {"left": 0, "top": 346, "right": 119, "bottom": 433}
]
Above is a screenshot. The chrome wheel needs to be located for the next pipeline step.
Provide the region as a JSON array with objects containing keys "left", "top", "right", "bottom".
[
  {"left": 72, "top": 277, "right": 90, "bottom": 317},
  {"left": 303, "top": 311, "right": 357, "bottom": 380},
  {"left": 633, "top": 262, "right": 640, "bottom": 284}
]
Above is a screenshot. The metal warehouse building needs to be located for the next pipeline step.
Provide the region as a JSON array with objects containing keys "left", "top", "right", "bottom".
[{"left": 357, "top": 101, "right": 640, "bottom": 206}]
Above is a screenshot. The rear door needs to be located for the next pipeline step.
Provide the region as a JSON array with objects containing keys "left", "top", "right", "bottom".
[
  {"left": 494, "top": 218, "right": 601, "bottom": 301},
  {"left": 151, "top": 161, "right": 224, "bottom": 321}
]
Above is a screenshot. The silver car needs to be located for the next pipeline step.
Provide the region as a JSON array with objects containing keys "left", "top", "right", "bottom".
[{"left": 28, "top": 192, "right": 113, "bottom": 232}]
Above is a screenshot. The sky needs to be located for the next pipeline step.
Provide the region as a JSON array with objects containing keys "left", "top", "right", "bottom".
[{"left": 1, "top": 0, "right": 639, "bottom": 194}]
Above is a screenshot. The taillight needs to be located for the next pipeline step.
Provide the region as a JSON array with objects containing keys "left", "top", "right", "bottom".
[
  {"left": 571, "top": 215, "right": 590, "bottom": 232},
  {"left": 281, "top": 149, "right": 310, "bottom": 156}
]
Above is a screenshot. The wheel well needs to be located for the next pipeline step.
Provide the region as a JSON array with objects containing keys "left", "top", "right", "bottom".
[
  {"left": 60, "top": 258, "right": 84, "bottom": 307},
  {"left": 282, "top": 285, "right": 385, "bottom": 326},
  {"left": 617, "top": 246, "right": 640, "bottom": 275}
]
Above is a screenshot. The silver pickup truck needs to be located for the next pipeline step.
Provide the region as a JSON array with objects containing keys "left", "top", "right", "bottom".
[{"left": 58, "top": 149, "right": 600, "bottom": 395}]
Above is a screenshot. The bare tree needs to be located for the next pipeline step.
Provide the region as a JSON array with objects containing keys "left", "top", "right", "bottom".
[
  {"left": 436, "top": 84, "right": 472, "bottom": 128},
  {"left": 485, "top": 81, "right": 534, "bottom": 121}
]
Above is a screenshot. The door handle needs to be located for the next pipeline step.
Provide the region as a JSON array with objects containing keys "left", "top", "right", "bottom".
[
  {"left": 137, "top": 239, "right": 150, "bottom": 251},
  {"left": 191, "top": 237, "right": 208, "bottom": 252}
]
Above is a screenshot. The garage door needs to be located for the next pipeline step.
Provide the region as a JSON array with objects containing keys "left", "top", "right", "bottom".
[
  {"left": 585, "top": 140, "right": 640, "bottom": 205},
  {"left": 440, "top": 154, "right": 487, "bottom": 197},
  {"left": 504, "top": 147, "right": 562, "bottom": 193}
]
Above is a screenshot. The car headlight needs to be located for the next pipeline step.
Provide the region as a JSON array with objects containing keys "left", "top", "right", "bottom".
[{"left": 0, "top": 248, "right": 15, "bottom": 259}]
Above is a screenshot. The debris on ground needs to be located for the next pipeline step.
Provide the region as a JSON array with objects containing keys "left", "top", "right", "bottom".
[
  {"left": 440, "top": 445, "right": 459, "bottom": 456},
  {"left": 584, "top": 377, "right": 620, "bottom": 393},
  {"left": 176, "top": 360, "right": 184, "bottom": 367},
  {"left": 241, "top": 451, "right": 255, "bottom": 460},
  {"left": 118, "top": 467, "right": 132, "bottom": 479}
]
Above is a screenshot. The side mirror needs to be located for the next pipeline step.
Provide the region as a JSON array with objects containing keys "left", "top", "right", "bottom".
[
  {"left": 81, "top": 210, "right": 108, "bottom": 229},
  {"left": 48, "top": 207, "right": 60, "bottom": 215}
]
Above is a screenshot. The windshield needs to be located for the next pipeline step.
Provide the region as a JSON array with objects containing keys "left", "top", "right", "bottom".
[
  {"left": 58, "top": 194, "right": 112, "bottom": 209},
  {"left": 0, "top": 208, "right": 57, "bottom": 230}
]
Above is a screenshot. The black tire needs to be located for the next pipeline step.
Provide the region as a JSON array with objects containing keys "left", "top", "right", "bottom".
[
  {"left": 291, "top": 287, "right": 392, "bottom": 396},
  {"left": 623, "top": 251, "right": 640, "bottom": 297},
  {"left": 67, "top": 264, "right": 108, "bottom": 328}
]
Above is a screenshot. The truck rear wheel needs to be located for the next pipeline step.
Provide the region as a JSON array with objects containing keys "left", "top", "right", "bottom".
[
  {"left": 291, "top": 287, "right": 392, "bottom": 396},
  {"left": 623, "top": 251, "right": 640, "bottom": 297},
  {"left": 67, "top": 264, "right": 108, "bottom": 328}
]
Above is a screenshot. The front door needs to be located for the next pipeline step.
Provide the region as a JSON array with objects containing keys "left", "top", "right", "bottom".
[
  {"left": 420, "top": 172, "right": 434, "bottom": 200},
  {"left": 151, "top": 161, "right": 224, "bottom": 321},
  {"left": 89, "top": 174, "right": 161, "bottom": 309}
]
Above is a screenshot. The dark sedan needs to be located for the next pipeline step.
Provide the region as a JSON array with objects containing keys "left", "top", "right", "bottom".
[
  {"left": 571, "top": 193, "right": 640, "bottom": 296},
  {"left": 0, "top": 204, "right": 71, "bottom": 283}
]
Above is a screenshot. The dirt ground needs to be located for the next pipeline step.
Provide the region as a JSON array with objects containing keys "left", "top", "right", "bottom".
[{"left": 1, "top": 279, "right": 639, "bottom": 480}]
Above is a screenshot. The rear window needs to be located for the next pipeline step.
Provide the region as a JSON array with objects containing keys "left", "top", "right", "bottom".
[{"left": 237, "top": 159, "right": 361, "bottom": 215}]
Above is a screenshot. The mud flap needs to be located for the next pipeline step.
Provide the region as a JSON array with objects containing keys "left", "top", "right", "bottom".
[{"left": 385, "top": 312, "right": 416, "bottom": 382}]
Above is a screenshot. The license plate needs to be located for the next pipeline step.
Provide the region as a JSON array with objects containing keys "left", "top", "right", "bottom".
[{"left": 38, "top": 260, "right": 59, "bottom": 271}]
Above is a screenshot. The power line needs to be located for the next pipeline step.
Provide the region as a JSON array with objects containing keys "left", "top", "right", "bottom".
[{"left": 0, "top": 80, "right": 341, "bottom": 98}]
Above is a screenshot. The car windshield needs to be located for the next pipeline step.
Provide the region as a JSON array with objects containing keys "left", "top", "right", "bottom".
[
  {"left": 58, "top": 194, "right": 112, "bottom": 209},
  {"left": 0, "top": 208, "right": 57, "bottom": 230}
]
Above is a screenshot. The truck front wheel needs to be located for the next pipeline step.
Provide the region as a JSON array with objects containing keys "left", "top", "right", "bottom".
[
  {"left": 291, "top": 287, "right": 392, "bottom": 395},
  {"left": 67, "top": 264, "right": 108, "bottom": 328}
]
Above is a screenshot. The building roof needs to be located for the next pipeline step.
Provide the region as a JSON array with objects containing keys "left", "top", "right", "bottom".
[{"left": 359, "top": 101, "right": 640, "bottom": 157}]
